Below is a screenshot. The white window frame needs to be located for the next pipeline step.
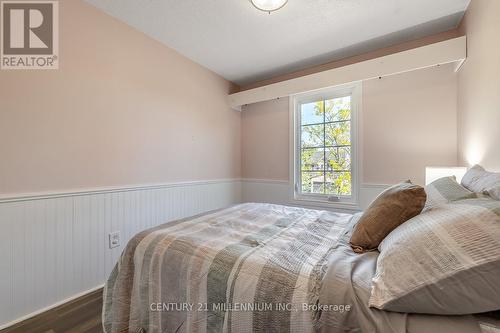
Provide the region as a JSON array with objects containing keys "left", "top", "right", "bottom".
[{"left": 289, "top": 82, "right": 362, "bottom": 210}]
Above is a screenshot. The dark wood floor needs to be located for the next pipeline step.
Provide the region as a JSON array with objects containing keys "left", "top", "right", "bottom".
[
  {"left": 1, "top": 288, "right": 103, "bottom": 333},
  {"left": 3, "top": 287, "right": 499, "bottom": 333}
]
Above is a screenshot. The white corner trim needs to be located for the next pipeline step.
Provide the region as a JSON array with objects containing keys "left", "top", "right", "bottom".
[
  {"left": 454, "top": 57, "right": 466, "bottom": 72},
  {"left": 0, "top": 178, "right": 241, "bottom": 203},
  {"left": 0, "top": 285, "right": 104, "bottom": 331},
  {"left": 229, "top": 36, "right": 466, "bottom": 107}
]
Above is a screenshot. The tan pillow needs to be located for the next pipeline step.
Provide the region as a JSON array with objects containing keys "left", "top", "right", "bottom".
[{"left": 349, "top": 181, "right": 426, "bottom": 253}]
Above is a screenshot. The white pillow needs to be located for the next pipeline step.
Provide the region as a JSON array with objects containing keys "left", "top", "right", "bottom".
[
  {"left": 370, "top": 197, "right": 500, "bottom": 314},
  {"left": 424, "top": 176, "right": 475, "bottom": 209},
  {"left": 461, "top": 165, "right": 500, "bottom": 200}
]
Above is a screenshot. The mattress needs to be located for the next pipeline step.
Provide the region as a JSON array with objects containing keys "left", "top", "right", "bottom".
[{"left": 102, "top": 203, "right": 489, "bottom": 333}]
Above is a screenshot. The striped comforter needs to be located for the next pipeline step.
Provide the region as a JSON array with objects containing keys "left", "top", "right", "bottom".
[{"left": 102, "top": 203, "right": 352, "bottom": 333}]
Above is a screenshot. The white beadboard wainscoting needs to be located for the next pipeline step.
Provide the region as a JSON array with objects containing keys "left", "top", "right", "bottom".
[
  {"left": 241, "top": 179, "right": 389, "bottom": 212},
  {"left": 0, "top": 179, "right": 241, "bottom": 329},
  {"left": 0, "top": 177, "right": 385, "bottom": 329}
]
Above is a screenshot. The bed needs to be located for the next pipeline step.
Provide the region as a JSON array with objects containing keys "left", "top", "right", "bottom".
[{"left": 102, "top": 202, "right": 496, "bottom": 333}]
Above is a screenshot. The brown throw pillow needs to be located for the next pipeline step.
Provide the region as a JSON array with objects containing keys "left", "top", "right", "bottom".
[{"left": 349, "top": 180, "right": 426, "bottom": 253}]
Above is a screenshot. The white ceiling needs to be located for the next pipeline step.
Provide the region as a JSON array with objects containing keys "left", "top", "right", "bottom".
[{"left": 84, "top": 0, "right": 470, "bottom": 86}]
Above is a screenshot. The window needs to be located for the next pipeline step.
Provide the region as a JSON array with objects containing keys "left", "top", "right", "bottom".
[{"left": 291, "top": 83, "right": 361, "bottom": 207}]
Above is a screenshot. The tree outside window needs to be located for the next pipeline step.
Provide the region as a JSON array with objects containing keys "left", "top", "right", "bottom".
[{"left": 300, "top": 96, "right": 352, "bottom": 196}]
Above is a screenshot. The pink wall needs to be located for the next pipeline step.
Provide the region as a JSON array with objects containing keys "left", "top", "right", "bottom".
[
  {"left": 457, "top": 0, "right": 500, "bottom": 171},
  {"left": 363, "top": 65, "right": 458, "bottom": 185},
  {"left": 1, "top": 0, "right": 484, "bottom": 195},
  {"left": 0, "top": 0, "right": 241, "bottom": 195},
  {"left": 242, "top": 98, "right": 290, "bottom": 181},
  {"left": 241, "top": 65, "right": 458, "bottom": 186}
]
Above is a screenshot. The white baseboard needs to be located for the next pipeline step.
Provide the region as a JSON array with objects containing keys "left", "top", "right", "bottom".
[{"left": 0, "top": 284, "right": 104, "bottom": 330}]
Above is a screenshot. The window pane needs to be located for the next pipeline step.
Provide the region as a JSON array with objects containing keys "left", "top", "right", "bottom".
[
  {"left": 301, "top": 101, "right": 324, "bottom": 125},
  {"left": 301, "top": 124, "right": 324, "bottom": 147},
  {"left": 302, "top": 172, "right": 324, "bottom": 194},
  {"left": 325, "top": 96, "right": 351, "bottom": 122},
  {"left": 301, "top": 148, "right": 324, "bottom": 171},
  {"left": 325, "top": 172, "right": 352, "bottom": 196},
  {"left": 326, "top": 147, "right": 351, "bottom": 171},
  {"left": 325, "top": 121, "right": 351, "bottom": 146}
]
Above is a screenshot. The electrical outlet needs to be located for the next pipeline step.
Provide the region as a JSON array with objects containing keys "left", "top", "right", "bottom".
[{"left": 109, "top": 231, "right": 120, "bottom": 249}]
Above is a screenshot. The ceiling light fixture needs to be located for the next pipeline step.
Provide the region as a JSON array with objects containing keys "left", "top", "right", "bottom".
[{"left": 251, "top": 0, "right": 288, "bottom": 13}]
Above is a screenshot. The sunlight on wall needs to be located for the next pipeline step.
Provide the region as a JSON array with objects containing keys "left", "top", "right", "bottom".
[{"left": 466, "top": 138, "right": 485, "bottom": 166}]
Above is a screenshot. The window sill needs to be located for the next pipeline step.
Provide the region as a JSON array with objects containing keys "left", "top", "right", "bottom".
[{"left": 290, "top": 196, "right": 361, "bottom": 212}]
